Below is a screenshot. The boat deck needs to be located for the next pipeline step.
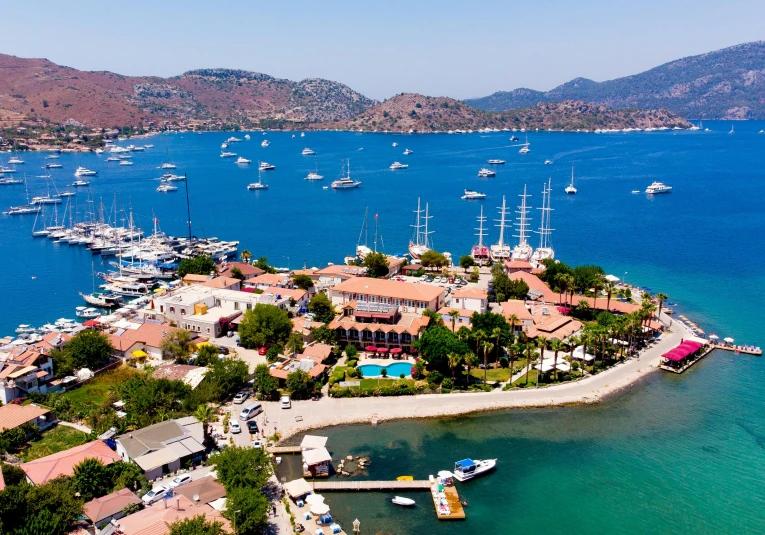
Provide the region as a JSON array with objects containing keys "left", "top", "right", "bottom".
[
  {"left": 430, "top": 483, "right": 466, "bottom": 520},
  {"left": 312, "top": 480, "right": 431, "bottom": 491}
]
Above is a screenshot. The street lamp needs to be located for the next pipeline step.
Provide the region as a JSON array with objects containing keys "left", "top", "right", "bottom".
[{"left": 353, "top": 518, "right": 360, "bottom": 534}]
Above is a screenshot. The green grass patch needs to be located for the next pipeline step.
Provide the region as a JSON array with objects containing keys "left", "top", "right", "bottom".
[
  {"left": 511, "top": 369, "right": 538, "bottom": 387},
  {"left": 469, "top": 367, "right": 512, "bottom": 382},
  {"left": 359, "top": 378, "right": 415, "bottom": 389},
  {"left": 62, "top": 366, "right": 141, "bottom": 410},
  {"left": 20, "top": 425, "right": 88, "bottom": 461}
]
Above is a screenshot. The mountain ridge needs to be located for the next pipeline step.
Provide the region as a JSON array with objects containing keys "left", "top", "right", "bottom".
[{"left": 465, "top": 41, "right": 765, "bottom": 120}]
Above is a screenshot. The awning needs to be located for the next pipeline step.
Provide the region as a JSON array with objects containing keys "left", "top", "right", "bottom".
[
  {"left": 303, "top": 447, "right": 331, "bottom": 466},
  {"left": 131, "top": 349, "right": 148, "bottom": 358},
  {"left": 83, "top": 320, "right": 100, "bottom": 327},
  {"left": 662, "top": 340, "right": 704, "bottom": 362},
  {"left": 300, "top": 435, "right": 328, "bottom": 450},
  {"left": 283, "top": 478, "right": 313, "bottom": 499}
]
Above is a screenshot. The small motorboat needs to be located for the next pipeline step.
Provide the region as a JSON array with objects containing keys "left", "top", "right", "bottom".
[
  {"left": 392, "top": 496, "right": 416, "bottom": 507},
  {"left": 396, "top": 475, "right": 414, "bottom": 481}
]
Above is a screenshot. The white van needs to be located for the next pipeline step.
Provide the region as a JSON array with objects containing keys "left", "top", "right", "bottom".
[{"left": 239, "top": 402, "right": 263, "bottom": 421}]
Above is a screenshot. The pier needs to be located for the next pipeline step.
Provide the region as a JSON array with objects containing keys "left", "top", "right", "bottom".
[
  {"left": 709, "top": 343, "right": 762, "bottom": 356},
  {"left": 430, "top": 482, "right": 466, "bottom": 520},
  {"left": 266, "top": 445, "right": 302, "bottom": 454},
  {"left": 311, "top": 480, "right": 431, "bottom": 491}
]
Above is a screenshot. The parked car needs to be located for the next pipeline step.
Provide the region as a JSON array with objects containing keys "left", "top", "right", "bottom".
[
  {"left": 233, "top": 391, "right": 249, "bottom": 404},
  {"left": 230, "top": 421, "right": 242, "bottom": 434},
  {"left": 258, "top": 347, "right": 268, "bottom": 356},
  {"left": 217, "top": 346, "right": 230, "bottom": 355},
  {"left": 142, "top": 486, "right": 169, "bottom": 505},
  {"left": 252, "top": 439, "right": 264, "bottom": 449},
  {"left": 280, "top": 395, "right": 292, "bottom": 409},
  {"left": 419, "top": 274, "right": 428, "bottom": 281},
  {"left": 168, "top": 474, "right": 192, "bottom": 489},
  {"left": 424, "top": 276, "right": 434, "bottom": 282},
  {"left": 246, "top": 420, "right": 259, "bottom": 434}
]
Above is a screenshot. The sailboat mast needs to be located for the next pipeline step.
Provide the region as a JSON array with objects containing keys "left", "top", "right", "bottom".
[
  {"left": 497, "top": 196, "right": 506, "bottom": 247},
  {"left": 373, "top": 214, "right": 379, "bottom": 253},
  {"left": 514, "top": 185, "right": 531, "bottom": 247},
  {"left": 184, "top": 173, "right": 192, "bottom": 241},
  {"left": 475, "top": 205, "right": 487, "bottom": 247}
]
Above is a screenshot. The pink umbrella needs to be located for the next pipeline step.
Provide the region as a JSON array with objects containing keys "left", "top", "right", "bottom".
[{"left": 365, "top": 346, "right": 378, "bottom": 352}]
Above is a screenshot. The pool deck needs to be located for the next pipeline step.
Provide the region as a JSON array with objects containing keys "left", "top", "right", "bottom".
[{"left": 357, "top": 357, "right": 416, "bottom": 366}]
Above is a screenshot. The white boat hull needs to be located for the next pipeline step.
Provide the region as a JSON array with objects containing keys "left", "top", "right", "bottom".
[
  {"left": 452, "top": 459, "right": 497, "bottom": 482},
  {"left": 392, "top": 496, "right": 416, "bottom": 507}
]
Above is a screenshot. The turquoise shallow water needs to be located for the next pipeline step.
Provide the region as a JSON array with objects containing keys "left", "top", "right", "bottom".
[
  {"left": 358, "top": 362, "right": 414, "bottom": 378},
  {"left": 1, "top": 123, "right": 764, "bottom": 532}
]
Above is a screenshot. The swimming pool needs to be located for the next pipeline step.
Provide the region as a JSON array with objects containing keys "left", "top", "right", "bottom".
[{"left": 357, "top": 362, "right": 413, "bottom": 378}]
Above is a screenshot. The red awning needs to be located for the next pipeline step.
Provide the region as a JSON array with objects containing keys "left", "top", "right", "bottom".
[
  {"left": 662, "top": 340, "right": 703, "bottom": 361},
  {"left": 83, "top": 320, "right": 100, "bottom": 327},
  {"left": 389, "top": 348, "right": 402, "bottom": 354},
  {"left": 365, "top": 346, "right": 378, "bottom": 352},
  {"left": 378, "top": 347, "right": 389, "bottom": 353}
]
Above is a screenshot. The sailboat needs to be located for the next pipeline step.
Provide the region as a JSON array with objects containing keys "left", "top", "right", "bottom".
[
  {"left": 7, "top": 175, "right": 42, "bottom": 215},
  {"left": 408, "top": 198, "right": 433, "bottom": 260},
  {"left": 355, "top": 208, "right": 373, "bottom": 261},
  {"left": 471, "top": 206, "right": 490, "bottom": 265},
  {"left": 511, "top": 185, "right": 533, "bottom": 262},
  {"left": 531, "top": 178, "right": 555, "bottom": 266},
  {"left": 331, "top": 159, "right": 361, "bottom": 189},
  {"left": 489, "top": 196, "right": 512, "bottom": 262},
  {"left": 729, "top": 124, "right": 735, "bottom": 134},
  {"left": 305, "top": 156, "right": 323, "bottom": 180},
  {"left": 519, "top": 133, "right": 530, "bottom": 154},
  {"left": 247, "top": 165, "right": 268, "bottom": 190},
  {"left": 565, "top": 166, "right": 577, "bottom": 194}
]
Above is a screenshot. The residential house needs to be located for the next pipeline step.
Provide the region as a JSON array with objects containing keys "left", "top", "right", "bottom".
[
  {"left": 386, "top": 256, "right": 405, "bottom": 277},
  {"left": 504, "top": 260, "right": 534, "bottom": 273},
  {"left": 437, "top": 307, "right": 474, "bottom": 331},
  {"left": 151, "top": 364, "right": 207, "bottom": 389},
  {"left": 218, "top": 261, "right": 265, "bottom": 280},
  {"left": 182, "top": 274, "right": 212, "bottom": 286},
  {"left": 173, "top": 475, "right": 226, "bottom": 505},
  {"left": 262, "top": 286, "right": 308, "bottom": 310},
  {"left": 20, "top": 440, "right": 121, "bottom": 485},
  {"left": 500, "top": 300, "right": 583, "bottom": 340},
  {"left": 115, "top": 493, "right": 231, "bottom": 535},
  {"left": 311, "top": 264, "right": 366, "bottom": 290},
  {"left": 291, "top": 317, "right": 324, "bottom": 343},
  {"left": 0, "top": 403, "right": 56, "bottom": 434},
  {"left": 200, "top": 276, "right": 242, "bottom": 291},
  {"left": 243, "top": 273, "right": 291, "bottom": 291},
  {"left": 0, "top": 347, "right": 55, "bottom": 403},
  {"left": 499, "top": 300, "right": 534, "bottom": 334},
  {"left": 84, "top": 488, "right": 142, "bottom": 534},
  {"left": 508, "top": 271, "right": 560, "bottom": 303},
  {"left": 108, "top": 321, "right": 171, "bottom": 363},
  {"left": 115, "top": 417, "right": 205, "bottom": 480},
  {"left": 449, "top": 286, "right": 488, "bottom": 313}
]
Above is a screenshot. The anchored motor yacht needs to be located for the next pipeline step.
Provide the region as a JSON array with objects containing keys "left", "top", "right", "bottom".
[
  {"left": 461, "top": 189, "right": 487, "bottom": 200},
  {"left": 477, "top": 168, "right": 496, "bottom": 177},
  {"left": 389, "top": 161, "right": 408, "bottom": 170},
  {"left": 645, "top": 181, "right": 672, "bottom": 194}
]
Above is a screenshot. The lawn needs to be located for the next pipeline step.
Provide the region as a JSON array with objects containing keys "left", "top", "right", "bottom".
[
  {"left": 469, "top": 367, "right": 512, "bottom": 383},
  {"left": 20, "top": 425, "right": 88, "bottom": 461},
  {"left": 359, "top": 378, "right": 415, "bottom": 389},
  {"left": 511, "top": 369, "right": 539, "bottom": 387},
  {"left": 62, "top": 365, "right": 141, "bottom": 410}
]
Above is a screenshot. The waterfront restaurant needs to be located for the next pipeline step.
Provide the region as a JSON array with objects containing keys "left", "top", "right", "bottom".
[{"left": 660, "top": 340, "right": 706, "bottom": 372}]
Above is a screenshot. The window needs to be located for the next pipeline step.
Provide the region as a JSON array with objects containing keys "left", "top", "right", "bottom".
[
  {"left": 215, "top": 299, "right": 221, "bottom": 307},
  {"left": 234, "top": 302, "right": 240, "bottom": 310},
  {"left": 207, "top": 328, "right": 211, "bottom": 334},
  {"left": 159, "top": 305, "right": 164, "bottom": 312},
  {"left": 181, "top": 309, "right": 186, "bottom": 316},
  {"left": 246, "top": 303, "right": 252, "bottom": 310},
  {"left": 169, "top": 307, "right": 175, "bottom": 314}
]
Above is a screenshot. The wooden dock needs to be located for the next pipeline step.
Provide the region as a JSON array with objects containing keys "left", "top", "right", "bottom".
[
  {"left": 710, "top": 343, "right": 762, "bottom": 356},
  {"left": 430, "top": 483, "right": 466, "bottom": 520},
  {"left": 266, "top": 445, "right": 301, "bottom": 454},
  {"left": 311, "top": 480, "right": 431, "bottom": 491}
]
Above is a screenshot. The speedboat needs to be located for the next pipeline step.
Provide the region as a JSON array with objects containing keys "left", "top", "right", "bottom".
[
  {"left": 301, "top": 148, "right": 315, "bottom": 155},
  {"left": 452, "top": 459, "right": 497, "bottom": 482},
  {"left": 487, "top": 159, "right": 505, "bottom": 165},
  {"left": 45, "top": 163, "right": 63, "bottom": 169},
  {"left": 544, "top": 159, "right": 553, "bottom": 165},
  {"left": 261, "top": 140, "right": 271, "bottom": 147},
  {"left": 392, "top": 142, "right": 398, "bottom": 147},
  {"left": 220, "top": 151, "right": 237, "bottom": 158},
  {"left": 259, "top": 162, "right": 275, "bottom": 171},
  {"left": 477, "top": 168, "right": 495, "bottom": 177},
  {"left": 510, "top": 135, "right": 519, "bottom": 141},
  {"left": 392, "top": 497, "right": 416, "bottom": 507},
  {"left": 519, "top": 145, "right": 530, "bottom": 154},
  {"left": 403, "top": 148, "right": 413, "bottom": 155},
  {"left": 221, "top": 142, "right": 228, "bottom": 149},
  {"left": 118, "top": 160, "right": 133, "bottom": 166},
  {"left": 305, "top": 172, "right": 323, "bottom": 181},
  {"left": 72, "top": 180, "right": 90, "bottom": 187},
  {"left": 8, "top": 157, "right": 24, "bottom": 165},
  {"left": 390, "top": 161, "right": 408, "bottom": 170},
  {"left": 160, "top": 162, "right": 176, "bottom": 169},
  {"left": 106, "top": 156, "right": 120, "bottom": 162},
  {"left": 645, "top": 181, "right": 672, "bottom": 194},
  {"left": 0, "top": 177, "right": 23, "bottom": 185},
  {"left": 461, "top": 189, "right": 487, "bottom": 200},
  {"left": 157, "top": 184, "right": 178, "bottom": 192},
  {"left": 79, "top": 291, "right": 124, "bottom": 308},
  {"left": 74, "top": 166, "right": 97, "bottom": 177},
  {"left": 244, "top": 134, "right": 251, "bottom": 140},
  {"left": 236, "top": 157, "right": 251, "bottom": 164}
]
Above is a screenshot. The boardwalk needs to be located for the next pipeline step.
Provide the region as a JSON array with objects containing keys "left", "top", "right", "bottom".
[
  {"left": 312, "top": 480, "right": 431, "bottom": 491},
  {"left": 431, "top": 483, "right": 466, "bottom": 520},
  {"left": 266, "top": 445, "right": 302, "bottom": 454}
]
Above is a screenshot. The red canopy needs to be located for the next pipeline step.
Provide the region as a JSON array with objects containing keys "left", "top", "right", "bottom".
[
  {"left": 377, "top": 347, "right": 389, "bottom": 353},
  {"left": 83, "top": 320, "right": 100, "bottom": 327},
  {"left": 662, "top": 340, "right": 703, "bottom": 361},
  {"left": 365, "top": 346, "right": 378, "bottom": 352},
  {"left": 389, "top": 348, "right": 402, "bottom": 354}
]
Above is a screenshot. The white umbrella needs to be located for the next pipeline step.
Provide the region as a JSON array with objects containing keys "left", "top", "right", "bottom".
[
  {"left": 437, "top": 470, "right": 453, "bottom": 478},
  {"left": 724, "top": 337, "right": 734, "bottom": 344},
  {"left": 709, "top": 334, "right": 719, "bottom": 340},
  {"left": 305, "top": 494, "right": 325, "bottom": 505},
  {"left": 310, "top": 503, "right": 330, "bottom": 515}
]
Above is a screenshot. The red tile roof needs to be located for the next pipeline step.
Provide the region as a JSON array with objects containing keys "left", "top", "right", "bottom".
[
  {"left": 0, "top": 404, "right": 52, "bottom": 432},
  {"left": 20, "top": 440, "right": 120, "bottom": 485},
  {"left": 218, "top": 262, "right": 265, "bottom": 279},
  {"left": 83, "top": 488, "right": 141, "bottom": 524}
]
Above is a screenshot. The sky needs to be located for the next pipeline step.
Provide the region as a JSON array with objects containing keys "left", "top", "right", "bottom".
[{"left": 1, "top": 0, "right": 763, "bottom": 100}]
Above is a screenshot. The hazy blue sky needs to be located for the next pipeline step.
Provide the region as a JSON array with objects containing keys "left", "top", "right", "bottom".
[{"left": 1, "top": 1, "right": 762, "bottom": 100}]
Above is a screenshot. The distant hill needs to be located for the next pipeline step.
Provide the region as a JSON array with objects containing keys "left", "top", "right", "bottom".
[
  {"left": 333, "top": 93, "right": 689, "bottom": 132},
  {"left": 465, "top": 41, "right": 765, "bottom": 120},
  {"left": 0, "top": 55, "right": 376, "bottom": 128}
]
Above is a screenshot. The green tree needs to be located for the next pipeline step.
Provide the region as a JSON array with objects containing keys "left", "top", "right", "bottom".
[
  {"left": 225, "top": 486, "right": 270, "bottom": 535},
  {"left": 52, "top": 330, "right": 114, "bottom": 378},
  {"left": 362, "top": 252, "right": 390, "bottom": 278},
  {"left": 195, "top": 344, "right": 220, "bottom": 367},
  {"left": 161, "top": 328, "right": 194, "bottom": 362},
  {"left": 209, "top": 446, "right": 272, "bottom": 491},
  {"left": 253, "top": 364, "right": 279, "bottom": 400},
  {"left": 311, "top": 325, "right": 338, "bottom": 344},
  {"left": 265, "top": 346, "right": 280, "bottom": 364},
  {"left": 113, "top": 375, "right": 193, "bottom": 428},
  {"left": 254, "top": 257, "right": 276, "bottom": 274},
  {"left": 413, "top": 325, "right": 469, "bottom": 374},
  {"left": 170, "top": 515, "right": 227, "bottom": 535},
  {"left": 287, "top": 331, "right": 303, "bottom": 357},
  {"left": 292, "top": 274, "right": 314, "bottom": 290},
  {"left": 229, "top": 267, "right": 246, "bottom": 281},
  {"left": 307, "top": 292, "right": 336, "bottom": 324},
  {"left": 459, "top": 255, "right": 475, "bottom": 272},
  {"left": 194, "top": 404, "right": 216, "bottom": 444},
  {"left": 73, "top": 458, "right": 111, "bottom": 501},
  {"left": 108, "top": 461, "right": 148, "bottom": 494},
  {"left": 178, "top": 255, "right": 216, "bottom": 278},
  {"left": 492, "top": 273, "right": 529, "bottom": 302},
  {"left": 205, "top": 357, "right": 249, "bottom": 401},
  {"left": 240, "top": 250, "right": 252, "bottom": 264},
  {"left": 0, "top": 464, "right": 26, "bottom": 487},
  {"left": 238, "top": 304, "right": 293, "bottom": 349},
  {"left": 420, "top": 250, "right": 448, "bottom": 270},
  {"left": 345, "top": 344, "right": 358, "bottom": 360},
  {"left": 286, "top": 369, "right": 313, "bottom": 400}
]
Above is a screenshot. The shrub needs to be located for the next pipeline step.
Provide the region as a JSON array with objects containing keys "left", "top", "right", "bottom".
[
  {"left": 346, "top": 358, "right": 358, "bottom": 368},
  {"left": 441, "top": 377, "right": 453, "bottom": 389},
  {"left": 499, "top": 357, "right": 509, "bottom": 368},
  {"left": 399, "top": 373, "right": 405, "bottom": 379},
  {"left": 381, "top": 368, "right": 387, "bottom": 378},
  {"left": 427, "top": 371, "right": 444, "bottom": 386},
  {"left": 345, "top": 345, "right": 358, "bottom": 360}
]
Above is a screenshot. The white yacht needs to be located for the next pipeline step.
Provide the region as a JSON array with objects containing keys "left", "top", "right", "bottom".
[
  {"left": 331, "top": 159, "right": 361, "bottom": 189},
  {"left": 403, "top": 148, "right": 413, "bottom": 155},
  {"left": 305, "top": 172, "right": 323, "bottom": 181},
  {"left": 227, "top": 136, "right": 242, "bottom": 143},
  {"left": 8, "top": 157, "right": 24, "bottom": 165},
  {"left": 408, "top": 198, "right": 432, "bottom": 259},
  {"left": 74, "top": 166, "right": 98, "bottom": 177},
  {"left": 45, "top": 154, "right": 60, "bottom": 159},
  {"left": 30, "top": 195, "right": 62, "bottom": 205},
  {"left": 544, "top": 159, "right": 553, "bottom": 165},
  {"left": 645, "top": 181, "right": 672, "bottom": 194},
  {"left": 71, "top": 180, "right": 90, "bottom": 187},
  {"left": 244, "top": 134, "right": 251, "bottom": 140},
  {"left": 57, "top": 191, "right": 75, "bottom": 198},
  {"left": 487, "top": 159, "right": 505, "bottom": 165},
  {"left": 118, "top": 160, "right": 133, "bottom": 166},
  {"left": 300, "top": 132, "right": 305, "bottom": 137},
  {"left": 532, "top": 178, "right": 555, "bottom": 265},
  {"left": 157, "top": 183, "right": 178, "bottom": 192},
  {"left": 0, "top": 177, "right": 23, "bottom": 185},
  {"left": 462, "top": 189, "right": 486, "bottom": 200},
  {"left": 45, "top": 163, "right": 63, "bottom": 169},
  {"left": 565, "top": 166, "right": 577, "bottom": 194},
  {"left": 236, "top": 157, "right": 252, "bottom": 164},
  {"left": 7, "top": 205, "right": 42, "bottom": 215},
  {"left": 162, "top": 174, "right": 185, "bottom": 181},
  {"left": 259, "top": 162, "right": 276, "bottom": 171},
  {"left": 106, "top": 156, "right": 120, "bottom": 162},
  {"left": 247, "top": 167, "right": 268, "bottom": 190},
  {"left": 390, "top": 161, "right": 408, "bottom": 170},
  {"left": 301, "top": 148, "right": 316, "bottom": 155},
  {"left": 519, "top": 133, "right": 530, "bottom": 153},
  {"left": 511, "top": 185, "right": 533, "bottom": 262},
  {"left": 392, "top": 142, "right": 398, "bottom": 147},
  {"left": 160, "top": 162, "right": 177, "bottom": 169},
  {"left": 452, "top": 459, "right": 497, "bottom": 482},
  {"left": 221, "top": 142, "right": 229, "bottom": 149},
  {"left": 478, "top": 168, "right": 496, "bottom": 177},
  {"left": 729, "top": 125, "right": 735, "bottom": 134},
  {"left": 220, "top": 151, "right": 237, "bottom": 158},
  {"left": 261, "top": 140, "right": 271, "bottom": 147},
  {"left": 144, "top": 144, "right": 154, "bottom": 149}
]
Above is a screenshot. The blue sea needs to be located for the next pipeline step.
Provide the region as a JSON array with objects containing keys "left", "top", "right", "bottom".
[{"left": 2, "top": 123, "right": 764, "bottom": 532}]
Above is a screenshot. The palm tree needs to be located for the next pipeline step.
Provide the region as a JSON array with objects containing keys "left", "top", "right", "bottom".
[
  {"left": 448, "top": 310, "right": 461, "bottom": 332},
  {"left": 194, "top": 404, "right": 216, "bottom": 439},
  {"left": 564, "top": 274, "right": 575, "bottom": 305},
  {"left": 464, "top": 352, "right": 479, "bottom": 384},
  {"left": 580, "top": 331, "right": 592, "bottom": 376},
  {"left": 481, "top": 341, "right": 494, "bottom": 384},
  {"left": 491, "top": 326, "right": 504, "bottom": 368},
  {"left": 473, "top": 329, "right": 486, "bottom": 360},
  {"left": 506, "top": 313, "right": 520, "bottom": 336},
  {"left": 508, "top": 342, "right": 522, "bottom": 377},
  {"left": 535, "top": 336, "right": 548, "bottom": 385},
  {"left": 592, "top": 274, "right": 605, "bottom": 312},
  {"left": 578, "top": 299, "right": 590, "bottom": 320},
  {"left": 549, "top": 339, "right": 565, "bottom": 382},
  {"left": 655, "top": 292, "right": 668, "bottom": 324},
  {"left": 524, "top": 342, "right": 535, "bottom": 385},
  {"left": 240, "top": 249, "right": 252, "bottom": 264},
  {"left": 447, "top": 352, "right": 463, "bottom": 384},
  {"left": 604, "top": 280, "right": 616, "bottom": 311},
  {"left": 567, "top": 334, "right": 580, "bottom": 376}
]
